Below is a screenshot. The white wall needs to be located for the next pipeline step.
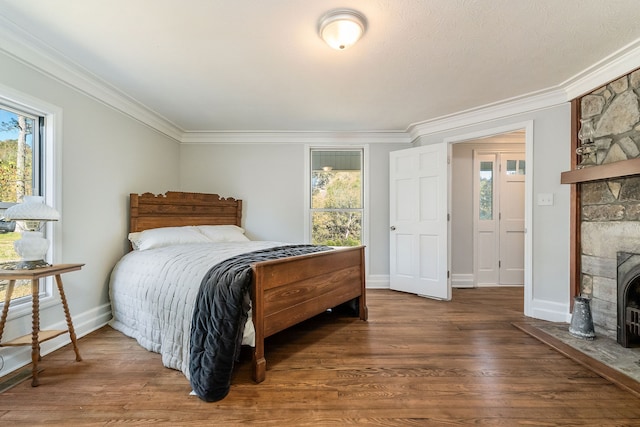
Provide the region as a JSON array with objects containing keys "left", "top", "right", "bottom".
[
  {"left": 0, "top": 51, "right": 180, "bottom": 375},
  {"left": 415, "top": 104, "right": 573, "bottom": 321},
  {"left": 179, "top": 141, "right": 408, "bottom": 282}
]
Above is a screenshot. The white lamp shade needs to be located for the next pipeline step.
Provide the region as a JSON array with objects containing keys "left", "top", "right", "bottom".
[
  {"left": 4, "top": 196, "right": 59, "bottom": 222},
  {"left": 319, "top": 9, "right": 366, "bottom": 50}
]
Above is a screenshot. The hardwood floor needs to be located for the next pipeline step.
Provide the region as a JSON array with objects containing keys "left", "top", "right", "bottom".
[{"left": 1, "top": 287, "right": 640, "bottom": 426}]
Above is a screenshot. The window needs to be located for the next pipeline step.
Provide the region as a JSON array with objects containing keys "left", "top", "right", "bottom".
[
  {"left": 0, "top": 104, "right": 45, "bottom": 304},
  {"left": 309, "top": 149, "right": 363, "bottom": 246},
  {"left": 506, "top": 159, "right": 526, "bottom": 175},
  {"left": 479, "top": 160, "right": 493, "bottom": 220}
]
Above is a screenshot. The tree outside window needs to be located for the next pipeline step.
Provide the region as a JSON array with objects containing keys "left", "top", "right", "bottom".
[
  {"left": 1, "top": 106, "right": 40, "bottom": 302},
  {"left": 1, "top": 113, "right": 34, "bottom": 203},
  {"left": 310, "top": 150, "right": 363, "bottom": 246}
]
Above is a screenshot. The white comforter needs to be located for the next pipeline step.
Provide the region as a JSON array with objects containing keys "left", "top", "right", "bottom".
[{"left": 109, "top": 241, "right": 285, "bottom": 379}]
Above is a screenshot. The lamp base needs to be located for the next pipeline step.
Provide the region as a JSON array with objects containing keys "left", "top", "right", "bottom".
[
  {"left": 16, "top": 259, "right": 52, "bottom": 270},
  {"left": 0, "top": 260, "right": 51, "bottom": 270},
  {"left": 12, "top": 231, "right": 51, "bottom": 270}
]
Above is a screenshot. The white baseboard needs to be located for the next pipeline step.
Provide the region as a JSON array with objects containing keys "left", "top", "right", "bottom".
[
  {"left": 0, "top": 303, "right": 112, "bottom": 378},
  {"left": 452, "top": 273, "right": 474, "bottom": 288},
  {"left": 366, "top": 274, "right": 389, "bottom": 289},
  {"left": 529, "top": 298, "right": 570, "bottom": 323}
]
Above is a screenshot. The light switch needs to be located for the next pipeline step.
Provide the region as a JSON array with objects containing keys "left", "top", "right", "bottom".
[{"left": 537, "top": 193, "right": 554, "bottom": 206}]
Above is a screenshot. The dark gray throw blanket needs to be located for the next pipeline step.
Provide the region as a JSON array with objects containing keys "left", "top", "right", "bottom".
[{"left": 189, "top": 244, "right": 331, "bottom": 402}]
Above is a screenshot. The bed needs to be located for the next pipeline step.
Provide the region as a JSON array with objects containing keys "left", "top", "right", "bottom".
[{"left": 109, "top": 191, "right": 367, "bottom": 401}]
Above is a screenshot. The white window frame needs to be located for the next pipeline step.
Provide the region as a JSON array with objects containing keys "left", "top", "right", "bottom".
[
  {"left": 304, "top": 145, "right": 369, "bottom": 252},
  {"left": 0, "top": 83, "right": 62, "bottom": 317}
]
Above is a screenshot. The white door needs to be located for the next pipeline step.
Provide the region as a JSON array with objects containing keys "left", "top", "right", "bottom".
[
  {"left": 474, "top": 153, "right": 499, "bottom": 286},
  {"left": 499, "top": 154, "right": 525, "bottom": 285},
  {"left": 473, "top": 151, "right": 525, "bottom": 286},
  {"left": 389, "top": 143, "right": 450, "bottom": 300}
]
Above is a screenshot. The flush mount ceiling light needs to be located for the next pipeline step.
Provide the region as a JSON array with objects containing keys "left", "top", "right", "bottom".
[{"left": 318, "top": 9, "right": 367, "bottom": 50}]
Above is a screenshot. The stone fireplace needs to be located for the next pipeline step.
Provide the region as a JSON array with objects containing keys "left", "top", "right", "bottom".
[
  {"left": 578, "top": 69, "right": 640, "bottom": 341},
  {"left": 581, "top": 177, "right": 640, "bottom": 339}
]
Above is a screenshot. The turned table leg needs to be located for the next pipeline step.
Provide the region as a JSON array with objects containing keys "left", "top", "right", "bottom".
[
  {"left": 55, "top": 274, "right": 82, "bottom": 362},
  {"left": 31, "top": 278, "right": 40, "bottom": 387},
  {"left": 0, "top": 280, "right": 15, "bottom": 343}
]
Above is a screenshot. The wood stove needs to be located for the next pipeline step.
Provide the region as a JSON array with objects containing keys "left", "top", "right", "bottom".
[{"left": 617, "top": 252, "right": 640, "bottom": 347}]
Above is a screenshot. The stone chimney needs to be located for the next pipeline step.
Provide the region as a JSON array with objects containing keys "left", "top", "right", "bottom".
[{"left": 579, "top": 70, "right": 640, "bottom": 339}]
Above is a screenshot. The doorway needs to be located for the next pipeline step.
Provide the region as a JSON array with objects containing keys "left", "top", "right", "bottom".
[
  {"left": 451, "top": 131, "right": 526, "bottom": 288},
  {"left": 389, "top": 121, "right": 533, "bottom": 315}
]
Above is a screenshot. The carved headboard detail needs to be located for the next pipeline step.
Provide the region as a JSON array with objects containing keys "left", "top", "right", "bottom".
[{"left": 129, "top": 191, "right": 243, "bottom": 233}]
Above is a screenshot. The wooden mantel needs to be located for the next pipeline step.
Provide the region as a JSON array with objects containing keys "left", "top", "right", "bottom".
[{"left": 561, "top": 158, "right": 640, "bottom": 184}]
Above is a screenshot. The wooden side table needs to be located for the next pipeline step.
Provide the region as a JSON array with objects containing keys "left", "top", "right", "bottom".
[{"left": 0, "top": 263, "right": 84, "bottom": 386}]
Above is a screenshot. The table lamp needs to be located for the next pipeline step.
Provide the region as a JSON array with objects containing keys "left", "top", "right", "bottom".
[{"left": 3, "top": 196, "right": 59, "bottom": 269}]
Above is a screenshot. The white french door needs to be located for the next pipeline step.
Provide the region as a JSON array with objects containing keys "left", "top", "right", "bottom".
[
  {"left": 498, "top": 154, "right": 525, "bottom": 285},
  {"left": 474, "top": 151, "right": 525, "bottom": 286},
  {"left": 475, "top": 153, "right": 499, "bottom": 285}
]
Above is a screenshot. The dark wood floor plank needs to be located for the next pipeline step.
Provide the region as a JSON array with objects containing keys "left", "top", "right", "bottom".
[{"left": 1, "top": 287, "right": 639, "bottom": 426}]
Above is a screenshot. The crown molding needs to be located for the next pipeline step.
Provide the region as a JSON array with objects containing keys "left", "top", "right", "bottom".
[
  {"left": 181, "top": 130, "right": 411, "bottom": 144},
  {"left": 562, "top": 38, "right": 640, "bottom": 100},
  {"left": 0, "top": 15, "right": 184, "bottom": 142},
  {"left": 406, "top": 88, "right": 567, "bottom": 142}
]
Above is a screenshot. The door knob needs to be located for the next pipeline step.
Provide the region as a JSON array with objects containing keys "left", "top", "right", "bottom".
[{"left": 390, "top": 226, "right": 396, "bottom": 231}]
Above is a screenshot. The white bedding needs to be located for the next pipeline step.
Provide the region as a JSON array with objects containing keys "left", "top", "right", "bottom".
[{"left": 108, "top": 241, "right": 285, "bottom": 379}]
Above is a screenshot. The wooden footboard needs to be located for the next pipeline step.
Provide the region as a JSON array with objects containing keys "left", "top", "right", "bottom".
[{"left": 250, "top": 245, "right": 367, "bottom": 383}]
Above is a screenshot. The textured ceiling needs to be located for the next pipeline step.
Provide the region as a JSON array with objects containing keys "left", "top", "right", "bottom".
[{"left": 1, "top": 0, "right": 640, "bottom": 133}]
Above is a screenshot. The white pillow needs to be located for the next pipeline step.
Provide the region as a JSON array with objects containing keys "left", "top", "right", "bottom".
[
  {"left": 128, "top": 226, "right": 210, "bottom": 250},
  {"left": 128, "top": 232, "right": 143, "bottom": 250},
  {"left": 196, "top": 225, "right": 250, "bottom": 242}
]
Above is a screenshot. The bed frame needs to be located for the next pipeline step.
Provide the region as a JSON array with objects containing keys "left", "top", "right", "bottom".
[{"left": 129, "top": 191, "right": 367, "bottom": 383}]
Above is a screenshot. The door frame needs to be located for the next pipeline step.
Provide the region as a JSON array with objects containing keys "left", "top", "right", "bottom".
[{"left": 444, "top": 121, "right": 533, "bottom": 316}]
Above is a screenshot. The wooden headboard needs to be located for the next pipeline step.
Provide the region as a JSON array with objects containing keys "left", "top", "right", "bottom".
[{"left": 130, "top": 191, "right": 243, "bottom": 233}]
